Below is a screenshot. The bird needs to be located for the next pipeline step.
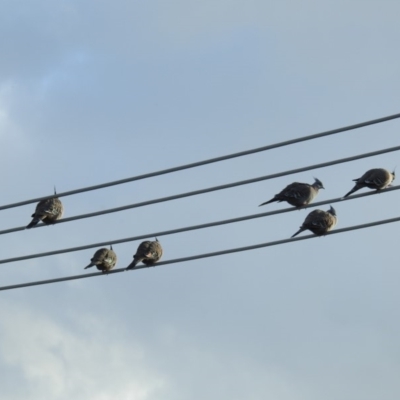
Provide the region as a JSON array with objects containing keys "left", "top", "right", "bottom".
[
  {"left": 84, "top": 245, "right": 117, "bottom": 273},
  {"left": 126, "top": 238, "right": 163, "bottom": 270},
  {"left": 26, "top": 188, "right": 64, "bottom": 229},
  {"left": 343, "top": 168, "right": 395, "bottom": 198},
  {"left": 291, "top": 206, "right": 337, "bottom": 238},
  {"left": 259, "top": 178, "right": 324, "bottom": 208}
]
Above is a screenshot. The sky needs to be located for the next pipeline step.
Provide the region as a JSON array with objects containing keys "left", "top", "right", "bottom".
[{"left": 0, "top": 0, "right": 400, "bottom": 399}]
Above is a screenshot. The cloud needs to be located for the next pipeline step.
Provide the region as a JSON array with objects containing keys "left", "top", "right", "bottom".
[
  {"left": 0, "top": 301, "right": 310, "bottom": 400},
  {"left": 0, "top": 303, "right": 168, "bottom": 400}
]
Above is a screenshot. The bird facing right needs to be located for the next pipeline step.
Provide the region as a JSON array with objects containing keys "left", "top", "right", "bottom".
[
  {"left": 126, "top": 239, "right": 163, "bottom": 270},
  {"left": 343, "top": 168, "right": 395, "bottom": 198},
  {"left": 26, "top": 190, "right": 64, "bottom": 229},
  {"left": 259, "top": 178, "right": 324, "bottom": 208},
  {"left": 291, "top": 206, "right": 337, "bottom": 238},
  {"left": 84, "top": 245, "right": 117, "bottom": 273}
]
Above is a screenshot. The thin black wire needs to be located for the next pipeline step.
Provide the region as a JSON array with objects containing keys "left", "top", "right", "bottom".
[
  {"left": 1, "top": 215, "right": 399, "bottom": 291},
  {"left": 6, "top": 144, "right": 400, "bottom": 235},
  {"left": 1, "top": 112, "right": 400, "bottom": 211},
  {"left": 1, "top": 184, "right": 398, "bottom": 265}
]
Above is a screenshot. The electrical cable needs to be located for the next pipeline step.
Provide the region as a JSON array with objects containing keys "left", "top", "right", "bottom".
[
  {"left": 4, "top": 145, "right": 399, "bottom": 234},
  {"left": 1, "top": 214, "right": 399, "bottom": 291},
  {"left": 1, "top": 113, "right": 399, "bottom": 211},
  {"left": 0, "top": 184, "right": 398, "bottom": 265}
]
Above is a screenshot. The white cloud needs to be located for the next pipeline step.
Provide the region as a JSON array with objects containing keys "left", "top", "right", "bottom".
[
  {"left": 0, "top": 303, "right": 168, "bottom": 400},
  {"left": 0, "top": 303, "right": 310, "bottom": 400}
]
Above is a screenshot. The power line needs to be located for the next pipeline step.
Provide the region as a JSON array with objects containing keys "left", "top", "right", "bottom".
[
  {"left": 1, "top": 184, "right": 398, "bottom": 265},
  {"left": 5, "top": 145, "right": 400, "bottom": 233},
  {"left": 1, "top": 113, "right": 400, "bottom": 212},
  {"left": 1, "top": 214, "right": 399, "bottom": 292}
]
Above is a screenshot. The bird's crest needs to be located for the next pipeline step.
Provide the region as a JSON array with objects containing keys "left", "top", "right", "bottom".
[{"left": 313, "top": 177, "right": 324, "bottom": 189}]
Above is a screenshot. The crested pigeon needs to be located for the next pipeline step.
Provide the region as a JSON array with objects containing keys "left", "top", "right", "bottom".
[
  {"left": 343, "top": 168, "right": 395, "bottom": 198},
  {"left": 26, "top": 189, "right": 64, "bottom": 229},
  {"left": 259, "top": 178, "right": 324, "bottom": 208},
  {"left": 126, "top": 238, "right": 163, "bottom": 270},
  {"left": 291, "top": 206, "right": 337, "bottom": 237},
  {"left": 84, "top": 245, "right": 117, "bottom": 273}
]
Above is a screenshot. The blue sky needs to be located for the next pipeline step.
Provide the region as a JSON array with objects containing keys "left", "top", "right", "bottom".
[{"left": 0, "top": 1, "right": 399, "bottom": 399}]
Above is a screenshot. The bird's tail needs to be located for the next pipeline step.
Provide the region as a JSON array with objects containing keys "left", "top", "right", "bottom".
[
  {"left": 259, "top": 198, "right": 275, "bottom": 207},
  {"left": 26, "top": 217, "right": 40, "bottom": 229},
  {"left": 126, "top": 258, "right": 139, "bottom": 270},
  {"left": 84, "top": 263, "right": 95, "bottom": 270},
  {"left": 343, "top": 185, "right": 358, "bottom": 198},
  {"left": 291, "top": 228, "right": 303, "bottom": 238}
]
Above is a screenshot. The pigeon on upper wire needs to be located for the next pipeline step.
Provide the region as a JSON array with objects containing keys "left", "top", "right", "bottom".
[
  {"left": 26, "top": 188, "right": 64, "bottom": 229},
  {"left": 343, "top": 168, "right": 395, "bottom": 198},
  {"left": 259, "top": 178, "right": 324, "bottom": 208},
  {"left": 291, "top": 206, "right": 337, "bottom": 238},
  {"left": 84, "top": 245, "right": 117, "bottom": 274},
  {"left": 126, "top": 238, "right": 163, "bottom": 270}
]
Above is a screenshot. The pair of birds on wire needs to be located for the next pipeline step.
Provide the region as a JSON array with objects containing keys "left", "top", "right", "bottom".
[
  {"left": 84, "top": 239, "right": 163, "bottom": 274},
  {"left": 259, "top": 168, "right": 395, "bottom": 238}
]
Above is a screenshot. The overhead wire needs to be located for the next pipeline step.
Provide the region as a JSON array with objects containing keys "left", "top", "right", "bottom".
[
  {"left": 1, "top": 112, "right": 400, "bottom": 211},
  {"left": 0, "top": 185, "right": 398, "bottom": 265},
  {"left": 1, "top": 214, "right": 400, "bottom": 292},
  {"left": 3, "top": 144, "right": 400, "bottom": 235},
  {"left": 0, "top": 114, "right": 399, "bottom": 291}
]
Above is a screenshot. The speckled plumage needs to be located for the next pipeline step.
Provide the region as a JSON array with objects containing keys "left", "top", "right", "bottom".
[
  {"left": 259, "top": 178, "right": 324, "bottom": 208},
  {"left": 291, "top": 206, "right": 337, "bottom": 238},
  {"left": 343, "top": 168, "right": 395, "bottom": 198},
  {"left": 26, "top": 197, "right": 64, "bottom": 229},
  {"left": 126, "top": 239, "right": 163, "bottom": 270},
  {"left": 85, "top": 246, "right": 117, "bottom": 273}
]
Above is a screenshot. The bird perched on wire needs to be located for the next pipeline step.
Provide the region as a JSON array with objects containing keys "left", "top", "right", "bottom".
[
  {"left": 259, "top": 178, "right": 324, "bottom": 208},
  {"left": 343, "top": 168, "right": 395, "bottom": 198},
  {"left": 84, "top": 245, "right": 117, "bottom": 273},
  {"left": 26, "top": 188, "right": 64, "bottom": 229},
  {"left": 126, "top": 239, "right": 163, "bottom": 270},
  {"left": 291, "top": 206, "right": 337, "bottom": 238}
]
